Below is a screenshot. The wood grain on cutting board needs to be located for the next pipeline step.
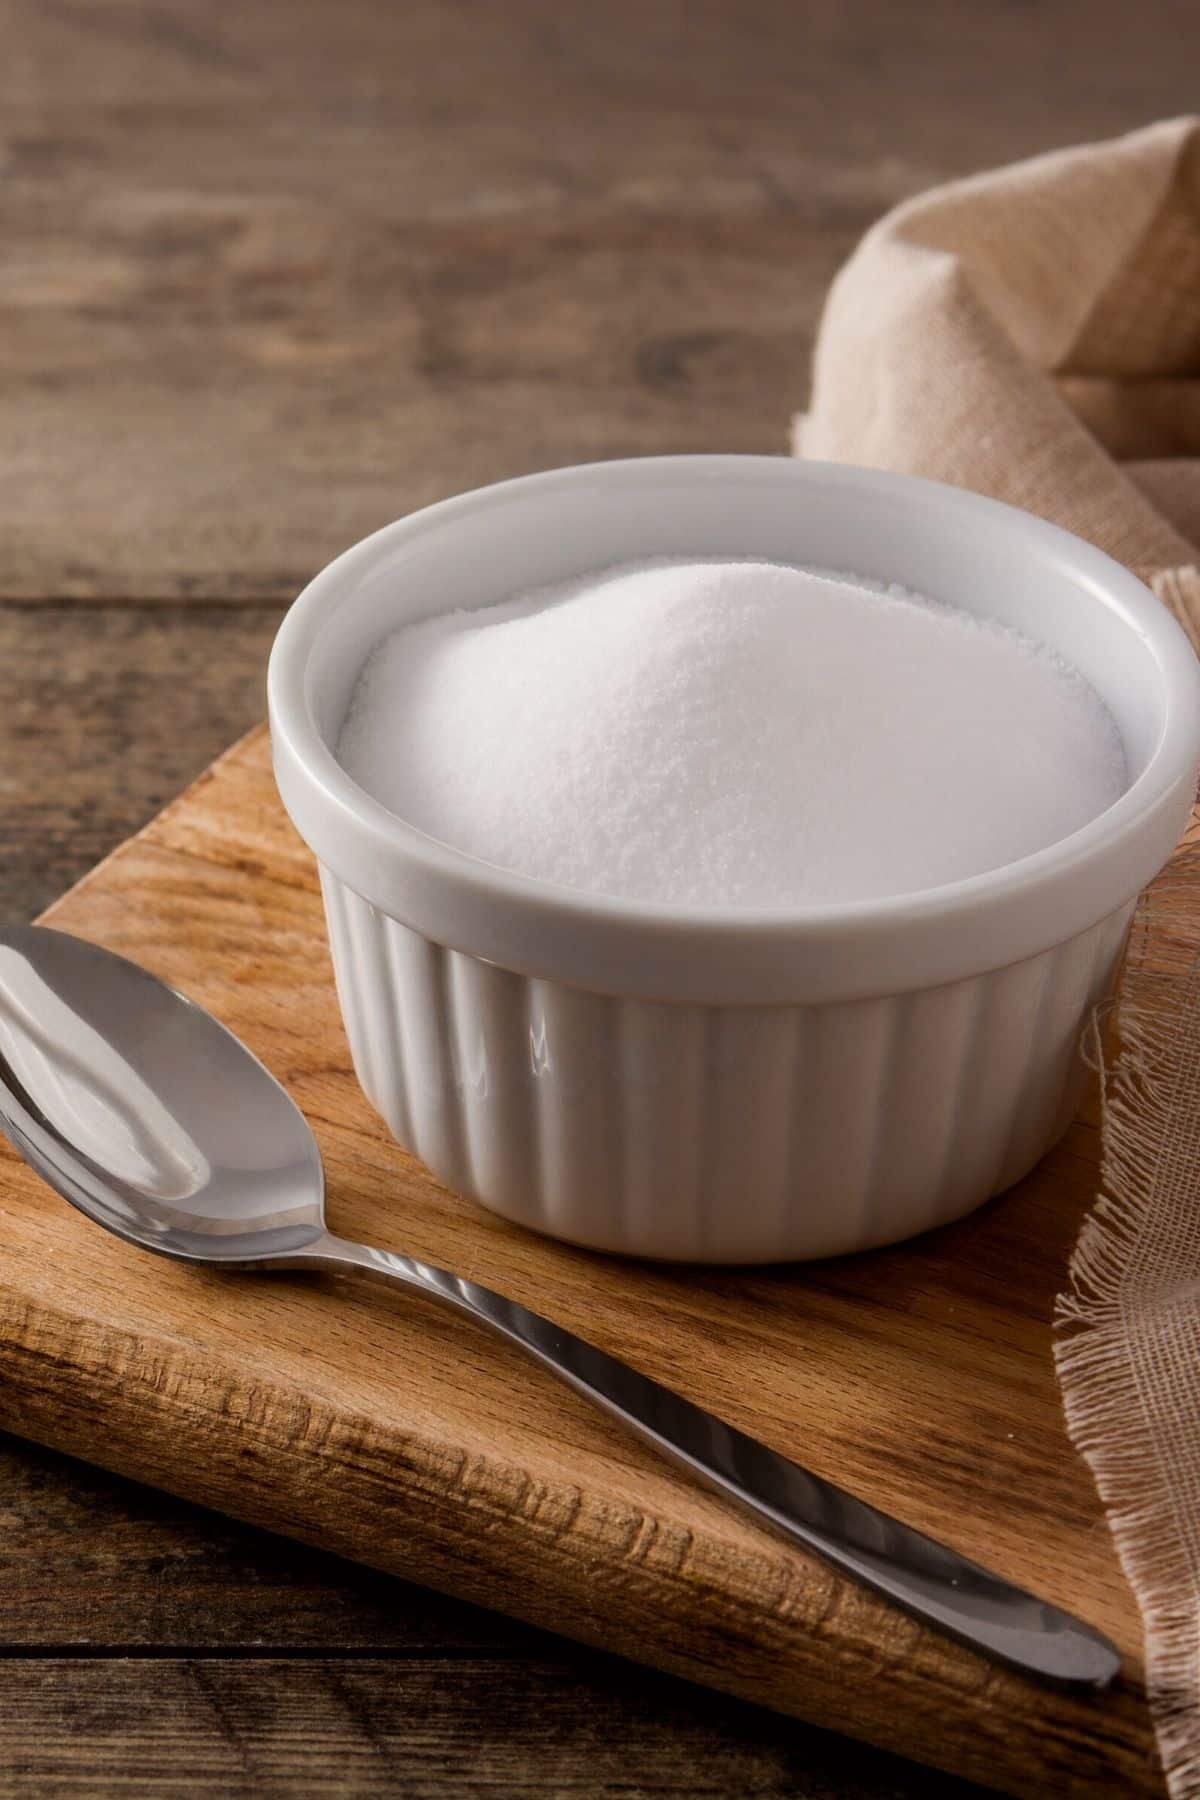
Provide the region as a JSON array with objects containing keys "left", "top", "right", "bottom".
[{"left": 0, "top": 726, "right": 1160, "bottom": 1796}]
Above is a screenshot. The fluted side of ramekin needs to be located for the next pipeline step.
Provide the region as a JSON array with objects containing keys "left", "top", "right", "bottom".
[{"left": 321, "top": 867, "right": 1133, "bottom": 1263}]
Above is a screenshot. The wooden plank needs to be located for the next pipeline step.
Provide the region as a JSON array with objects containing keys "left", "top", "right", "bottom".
[
  {"left": 0, "top": 1657, "right": 978, "bottom": 1800},
  {"left": 0, "top": 1435, "right": 978, "bottom": 1797},
  {"left": 0, "top": 604, "right": 281, "bottom": 922},
  {"left": 0, "top": 1431, "right": 527, "bottom": 1652},
  {"left": 0, "top": 726, "right": 1162, "bottom": 1796},
  {"left": 2, "top": 0, "right": 1198, "bottom": 602}
]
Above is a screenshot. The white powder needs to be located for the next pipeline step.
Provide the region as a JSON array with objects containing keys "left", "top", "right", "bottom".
[{"left": 337, "top": 558, "right": 1128, "bottom": 908}]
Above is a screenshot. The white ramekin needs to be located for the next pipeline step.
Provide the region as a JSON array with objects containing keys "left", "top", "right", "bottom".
[{"left": 268, "top": 457, "right": 1200, "bottom": 1262}]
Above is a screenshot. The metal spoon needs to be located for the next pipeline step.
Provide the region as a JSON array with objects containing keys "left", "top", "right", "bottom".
[{"left": 0, "top": 923, "right": 1119, "bottom": 1689}]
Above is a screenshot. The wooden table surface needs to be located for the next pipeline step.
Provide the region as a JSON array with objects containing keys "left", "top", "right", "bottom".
[{"left": 2, "top": 3, "right": 1196, "bottom": 1793}]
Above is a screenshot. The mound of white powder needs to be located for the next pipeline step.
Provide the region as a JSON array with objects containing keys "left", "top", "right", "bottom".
[{"left": 337, "top": 559, "right": 1127, "bottom": 908}]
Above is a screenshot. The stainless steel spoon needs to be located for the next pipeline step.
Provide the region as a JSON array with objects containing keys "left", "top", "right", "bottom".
[{"left": 0, "top": 923, "right": 1119, "bottom": 1689}]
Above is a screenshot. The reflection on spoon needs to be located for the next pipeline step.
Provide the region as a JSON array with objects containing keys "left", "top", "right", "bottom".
[{"left": 0, "top": 947, "right": 210, "bottom": 1202}]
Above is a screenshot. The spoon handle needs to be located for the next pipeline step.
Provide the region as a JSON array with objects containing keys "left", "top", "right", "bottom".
[{"left": 301, "top": 1231, "right": 1118, "bottom": 1689}]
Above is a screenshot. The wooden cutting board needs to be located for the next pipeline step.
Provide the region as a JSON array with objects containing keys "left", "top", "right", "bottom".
[{"left": 0, "top": 725, "right": 1161, "bottom": 1797}]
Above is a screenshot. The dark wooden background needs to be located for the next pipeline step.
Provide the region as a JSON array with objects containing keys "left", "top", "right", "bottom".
[{"left": 2, "top": 2, "right": 1196, "bottom": 1793}]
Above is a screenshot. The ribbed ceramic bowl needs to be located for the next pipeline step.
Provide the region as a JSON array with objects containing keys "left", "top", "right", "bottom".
[{"left": 268, "top": 456, "right": 1200, "bottom": 1262}]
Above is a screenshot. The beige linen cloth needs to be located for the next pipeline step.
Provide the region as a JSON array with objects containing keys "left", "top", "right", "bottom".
[{"left": 795, "top": 117, "right": 1200, "bottom": 1796}]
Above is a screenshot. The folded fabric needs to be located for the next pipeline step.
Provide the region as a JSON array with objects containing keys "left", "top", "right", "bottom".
[
  {"left": 795, "top": 118, "right": 1200, "bottom": 1799},
  {"left": 796, "top": 116, "right": 1200, "bottom": 634}
]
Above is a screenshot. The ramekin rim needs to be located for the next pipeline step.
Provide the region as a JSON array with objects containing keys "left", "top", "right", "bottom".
[{"left": 267, "top": 456, "right": 1200, "bottom": 983}]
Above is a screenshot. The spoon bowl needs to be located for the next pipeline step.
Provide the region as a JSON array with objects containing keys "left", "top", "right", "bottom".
[{"left": 0, "top": 925, "right": 324, "bottom": 1263}]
